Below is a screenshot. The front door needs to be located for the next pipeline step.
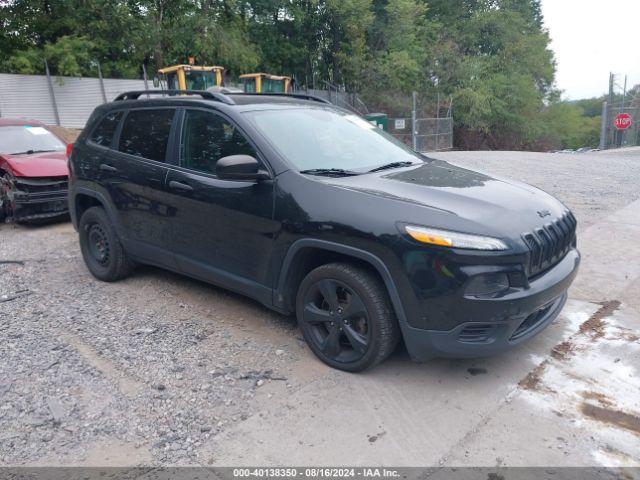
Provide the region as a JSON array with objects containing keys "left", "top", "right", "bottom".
[{"left": 166, "top": 108, "right": 277, "bottom": 303}]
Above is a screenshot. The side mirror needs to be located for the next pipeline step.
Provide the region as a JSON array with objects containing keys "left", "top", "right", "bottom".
[
  {"left": 153, "top": 75, "right": 160, "bottom": 88},
  {"left": 216, "top": 155, "right": 270, "bottom": 181}
]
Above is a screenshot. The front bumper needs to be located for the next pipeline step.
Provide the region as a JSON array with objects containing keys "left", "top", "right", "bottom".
[
  {"left": 402, "top": 249, "right": 580, "bottom": 361},
  {"left": 10, "top": 177, "right": 69, "bottom": 221}
]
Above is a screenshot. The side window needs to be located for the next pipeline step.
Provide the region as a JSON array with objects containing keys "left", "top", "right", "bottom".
[
  {"left": 89, "top": 111, "right": 123, "bottom": 147},
  {"left": 118, "top": 109, "right": 174, "bottom": 162},
  {"left": 181, "top": 109, "right": 257, "bottom": 174}
]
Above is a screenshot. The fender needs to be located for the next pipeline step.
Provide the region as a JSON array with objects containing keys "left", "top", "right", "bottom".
[
  {"left": 275, "top": 238, "right": 411, "bottom": 330},
  {"left": 70, "top": 185, "right": 124, "bottom": 238}
]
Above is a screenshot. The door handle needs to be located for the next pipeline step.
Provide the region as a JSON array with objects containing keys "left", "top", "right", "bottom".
[
  {"left": 169, "top": 180, "right": 194, "bottom": 191},
  {"left": 99, "top": 163, "right": 118, "bottom": 172}
]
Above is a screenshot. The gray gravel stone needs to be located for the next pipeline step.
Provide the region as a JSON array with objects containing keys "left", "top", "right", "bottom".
[{"left": 0, "top": 220, "right": 294, "bottom": 465}]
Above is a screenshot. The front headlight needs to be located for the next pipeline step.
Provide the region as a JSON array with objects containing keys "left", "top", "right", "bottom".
[{"left": 405, "top": 225, "right": 508, "bottom": 251}]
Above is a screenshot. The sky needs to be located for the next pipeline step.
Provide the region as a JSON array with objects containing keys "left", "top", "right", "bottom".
[{"left": 541, "top": 0, "right": 640, "bottom": 100}]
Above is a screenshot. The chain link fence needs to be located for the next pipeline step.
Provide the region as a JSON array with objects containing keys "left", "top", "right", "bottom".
[
  {"left": 599, "top": 73, "right": 639, "bottom": 150},
  {"left": 381, "top": 93, "right": 453, "bottom": 152},
  {"left": 601, "top": 102, "right": 640, "bottom": 149}
]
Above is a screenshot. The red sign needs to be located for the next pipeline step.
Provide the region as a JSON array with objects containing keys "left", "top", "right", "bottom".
[{"left": 614, "top": 113, "right": 633, "bottom": 130}]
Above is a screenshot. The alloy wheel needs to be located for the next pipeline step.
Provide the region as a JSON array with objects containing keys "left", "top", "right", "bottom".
[{"left": 302, "top": 278, "right": 370, "bottom": 363}]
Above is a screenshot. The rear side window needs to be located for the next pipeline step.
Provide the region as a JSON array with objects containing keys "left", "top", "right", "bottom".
[
  {"left": 118, "top": 109, "right": 174, "bottom": 162},
  {"left": 89, "top": 111, "right": 123, "bottom": 147}
]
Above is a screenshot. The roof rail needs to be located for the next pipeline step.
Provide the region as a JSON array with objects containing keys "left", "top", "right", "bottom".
[
  {"left": 232, "top": 92, "right": 332, "bottom": 105},
  {"left": 113, "top": 90, "right": 235, "bottom": 105}
]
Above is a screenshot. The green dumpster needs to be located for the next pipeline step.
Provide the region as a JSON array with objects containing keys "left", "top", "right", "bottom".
[{"left": 365, "top": 113, "right": 388, "bottom": 131}]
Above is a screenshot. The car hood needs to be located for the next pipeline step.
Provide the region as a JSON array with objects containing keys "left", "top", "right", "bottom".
[
  {"left": 1, "top": 151, "right": 68, "bottom": 178},
  {"left": 321, "top": 160, "right": 569, "bottom": 235}
]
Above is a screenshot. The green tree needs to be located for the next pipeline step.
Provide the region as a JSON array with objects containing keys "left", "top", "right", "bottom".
[
  {"left": 540, "top": 103, "right": 601, "bottom": 150},
  {"left": 367, "top": 0, "right": 428, "bottom": 92},
  {"left": 424, "top": 0, "right": 556, "bottom": 149}
]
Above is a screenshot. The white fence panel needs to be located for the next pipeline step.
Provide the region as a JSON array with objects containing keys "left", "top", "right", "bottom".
[
  {"left": 0, "top": 73, "right": 160, "bottom": 129},
  {"left": 0, "top": 74, "right": 57, "bottom": 125},
  {"left": 53, "top": 76, "right": 104, "bottom": 129},
  {"left": 103, "top": 78, "right": 152, "bottom": 102}
]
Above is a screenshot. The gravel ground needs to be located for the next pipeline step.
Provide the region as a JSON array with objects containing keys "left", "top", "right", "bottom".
[
  {"left": 0, "top": 225, "right": 300, "bottom": 465},
  {"left": 1, "top": 147, "right": 639, "bottom": 466}
]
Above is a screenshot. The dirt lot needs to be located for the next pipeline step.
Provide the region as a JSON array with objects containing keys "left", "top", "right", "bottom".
[{"left": 1, "top": 149, "right": 639, "bottom": 467}]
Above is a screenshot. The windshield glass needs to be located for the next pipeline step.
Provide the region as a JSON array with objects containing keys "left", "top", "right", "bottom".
[
  {"left": 245, "top": 107, "right": 422, "bottom": 172},
  {"left": 0, "top": 126, "right": 66, "bottom": 155},
  {"left": 185, "top": 71, "right": 218, "bottom": 90}
]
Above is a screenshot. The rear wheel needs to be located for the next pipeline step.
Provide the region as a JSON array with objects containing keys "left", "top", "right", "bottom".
[
  {"left": 79, "top": 206, "right": 133, "bottom": 281},
  {"left": 296, "top": 263, "right": 400, "bottom": 372}
]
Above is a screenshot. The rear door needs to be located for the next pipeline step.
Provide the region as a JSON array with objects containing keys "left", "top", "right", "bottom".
[
  {"left": 165, "top": 108, "right": 277, "bottom": 302},
  {"left": 99, "top": 107, "right": 178, "bottom": 267}
]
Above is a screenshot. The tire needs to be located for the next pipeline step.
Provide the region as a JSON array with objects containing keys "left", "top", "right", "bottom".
[
  {"left": 296, "top": 262, "right": 400, "bottom": 372},
  {"left": 79, "top": 206, "right": 133, "bottom": 281}
]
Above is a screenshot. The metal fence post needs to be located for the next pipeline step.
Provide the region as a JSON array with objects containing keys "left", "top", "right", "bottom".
[
  {"left": 44, "top": 60, "right": 61, "bottom": 126},
  {"left": 599, "top": 101, "right": 608, "bottom": 150},
  {"left": 97, "top": 62, "right": 108, "bottom": 103},
  {"left": 412, "top": 91, "right": 417, "bottom": 151},
  {"left": 142, "top": 64, "right": 150, "bottom": 98}
]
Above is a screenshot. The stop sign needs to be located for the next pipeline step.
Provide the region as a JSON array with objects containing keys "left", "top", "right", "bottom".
[{"left": 614, "top": 113, "right": 633, "bottom": 130}]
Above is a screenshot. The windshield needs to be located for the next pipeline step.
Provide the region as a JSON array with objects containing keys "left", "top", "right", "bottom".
[
  {"left": 245, "top": 107, "right": 422, "bottom": 172},
  {"left": 165, "top": 71, "right": 218, "bottom": 90},
  {"left": 0, "top": 126, "right": 66, "bottom": 155},
  {"left": 185, "top": 71, "right": 218, "bottom": 90}
]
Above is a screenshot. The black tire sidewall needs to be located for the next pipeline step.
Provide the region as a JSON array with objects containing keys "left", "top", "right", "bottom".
[
  {"left": 79, "top": 207, "right": 128, "bottom": 281},
  {"left": 296, "top": 264, "right": 395, "bottom": 372}
]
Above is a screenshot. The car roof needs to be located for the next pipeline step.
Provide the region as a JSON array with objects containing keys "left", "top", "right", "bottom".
[
  {"left": 0, "top": 118, "right": 47, "bottom": 128},
  {"left": 225, "top": 94, "right": 324, "bottom": 106},
  {"left": 107, "top": 91, "right": 332, "bottom": 112}
]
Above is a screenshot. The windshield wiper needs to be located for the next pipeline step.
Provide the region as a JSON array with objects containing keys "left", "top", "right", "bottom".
[
  {"left": 299, "top": 168, "right": 360, "bottom": 176},
  {"left": 368, "top": 161, "right": 415, "bottom": 173},
  {"left": 10, "top": 149, "right": 58, "bottom": 155}
]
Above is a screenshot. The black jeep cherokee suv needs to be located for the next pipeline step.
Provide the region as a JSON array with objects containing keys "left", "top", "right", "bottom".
[{"left": 69, "top": 90, "right": 580, "bottom": 372}]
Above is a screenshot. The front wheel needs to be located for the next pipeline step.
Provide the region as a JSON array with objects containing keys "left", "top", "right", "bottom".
[{"left": 296, "top": 263, "right": 400, "bottom": 372}]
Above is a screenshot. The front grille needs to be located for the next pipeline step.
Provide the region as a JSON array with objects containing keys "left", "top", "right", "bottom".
[
  {"left": 458, "top": 324, "right": 497, "bottom": 343},
  {"left": 15, "top": 177, "right": 68, "bottom": 193},
  {"left": 523, "top": 212, "right": 576, "bottom": 278}
]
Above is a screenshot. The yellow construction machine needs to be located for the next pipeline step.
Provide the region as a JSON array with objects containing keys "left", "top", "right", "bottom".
[
  {"left": 239, "top": 73, "right": 291, "bottom": 93},
  {"left": 157, "top": 64, "right": 224, "bottom": 91}
]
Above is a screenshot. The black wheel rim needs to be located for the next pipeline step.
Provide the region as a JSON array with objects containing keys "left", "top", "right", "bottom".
[
  {"left": 302, "top": 279, "right": 370, "bottom": 363},
  {"left": 87, "top": 223, "right": 110, "bottom": 266}
]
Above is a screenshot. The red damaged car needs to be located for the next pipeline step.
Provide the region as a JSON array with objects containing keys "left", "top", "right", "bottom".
[{"left": 0, "top": 118, "right": 70, "bottom": 222}]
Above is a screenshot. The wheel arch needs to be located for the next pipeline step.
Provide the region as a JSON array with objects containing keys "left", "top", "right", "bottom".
[
  {"left": 275, "top": 239, "right": 409, "bottom": 328},
  {"left": 71, "top": 187, "right": 123, "bottom": 236}
]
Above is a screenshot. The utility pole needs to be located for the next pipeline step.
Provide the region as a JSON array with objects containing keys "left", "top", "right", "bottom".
[
  {"left": 412, "top": 91, "right": 417, "bottom": 151},
  {"left": 142, "top": 64, "right": 150, "bottom": 99},
  {"left": 608, "top": 72, "right": 614, "bottom": 106},
  {"left": 599, "top": 101, "right": 608, "bottom": 150},
  {"left": 620, "top": 75, "right": 628, "bottom": 146}
]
